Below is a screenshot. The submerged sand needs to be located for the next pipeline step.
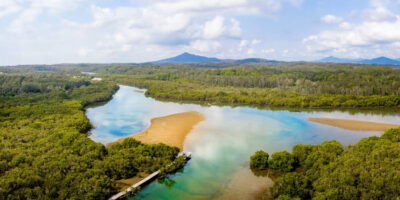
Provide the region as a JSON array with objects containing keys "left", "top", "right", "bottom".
[
  {"left": 308, "top": 117, "right": 399, "bottom": 131},
  {"left": 215, "top": 166, "right": 273, "bottom": 200},
  {"left": 110, "top": 111, "right": 205, "bottom": 150}
]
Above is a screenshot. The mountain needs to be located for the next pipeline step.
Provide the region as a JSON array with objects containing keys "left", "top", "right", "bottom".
[
  {"left": 316, "top": 56, "right": 400, "bottom": 66},
  {"left": 155, "top": 53, "right": 399, "bottom": 66},
  {"left": 233, "top": 58, "right": 279, "bottom": 64},
  {"left": 155, "top": 52, "right": 220, "bottom": 63},
  {"left": 154, "top": 53, "right": 280, "bottom": 64},
  {"left": 317, "top": 56, "right": 361, "bottom": 63},
  {"left": 359, "top": 57, "right": 400, "bottom": 65}
]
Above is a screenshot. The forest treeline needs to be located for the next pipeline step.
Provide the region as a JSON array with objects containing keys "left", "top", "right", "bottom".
[
  {"left": 0, "top": 74, "right": 180, "bottom": 199},
  {"left": 106, "top": 78, "right": 400, "bottom": 108},
  {"left": 101, "top": 64, "right": 400, "bottom": 95},
  {"left": 5, "top": 62, "right": 400, "bottom": 96},
  {"left": 0, "top": 73, "right": 90, "bottom": 96},
  {"left": 249, "top": 128, "right": 400, "bottom": 199},
  {"left": 93, "top": 63, "right": 400, "bottom": 108}
]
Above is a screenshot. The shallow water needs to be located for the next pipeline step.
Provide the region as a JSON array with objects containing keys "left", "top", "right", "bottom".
[{"left": 86, "top": 85, "right": 400, "bottom": 200}]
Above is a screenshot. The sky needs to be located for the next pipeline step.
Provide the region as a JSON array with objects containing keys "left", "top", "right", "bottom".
[{"left": 0, "top": 0, "right": 400, "bottom": 65}]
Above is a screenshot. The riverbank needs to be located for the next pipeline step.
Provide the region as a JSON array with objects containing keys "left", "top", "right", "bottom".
[
  {"left": 308, "top": 117, "right": 399, "bottom": 131},
  {"left": 110, "top": 111, "right": 205, "bottom": 150}
]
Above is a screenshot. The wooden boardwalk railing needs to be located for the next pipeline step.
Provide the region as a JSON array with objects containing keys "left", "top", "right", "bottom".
[
  {"left": 108, "top": 152, "right": 191, "bottom": 200},
  {"left": 108, "top": 170, "right": 160, "bottom": 200}
]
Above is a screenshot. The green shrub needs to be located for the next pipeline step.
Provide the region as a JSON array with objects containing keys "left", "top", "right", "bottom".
[
  {"left": 270, "top": 173, "right": 310, "bottom": 199},
  {"left": 268, "top": 151, "right": 296, "bottom": 172},
  {"left": 250, "top": 150, "right": 269, "bottom": 169}
]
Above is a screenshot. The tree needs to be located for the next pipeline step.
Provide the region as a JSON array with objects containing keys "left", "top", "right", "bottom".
[
  {"left": 292, "top": 144, "right": 317, "bottom": 166},
  {"left": 270, "top": 173, "right": 310, "bottom": 199},
  {"left": 250, "top": 150, "right": 269, "bottom": 169},
  {"left": 268, "top": 151, "right": 296, "bottom": 172}
]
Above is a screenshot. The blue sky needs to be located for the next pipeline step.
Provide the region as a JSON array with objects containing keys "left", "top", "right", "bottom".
[{"left": 0, "top": 0, "right": 399, "bottom": 65}]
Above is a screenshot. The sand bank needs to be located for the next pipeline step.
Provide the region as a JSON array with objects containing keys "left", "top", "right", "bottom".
[
  {"left": 133, "top": 90, "right": 144, "bottom": 93},
  {"left": 111, "top": 111, "right": 205, "bottom": 150},
  {"left": 308, "top": 117, "right": 399, "bottom": 131}
]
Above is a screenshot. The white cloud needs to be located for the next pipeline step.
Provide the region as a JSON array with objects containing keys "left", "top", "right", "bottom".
[
  {"left": 304, "top": 0, "right": 400, "bottom": 58},
  {"left": 203, "top": 16, "right": 226, "bottom": 39},
  {"left": 238, "top": 40, "right": 249, "bottom": 49},
  {"left": 364, "top": 5, "right": 397, "bottom": 22},
  {"left": 262, "top": 48, "right": 275, "bottom": 54},
  {"left": 247, "top": 48, "right": 255, "bottom": 55},
  {"left": 251, "top": 39, "right": 261, "bottom": 45},
  {"left": 78, "top": 48, "right": 92, "bottom": 57},
  {"left": 8, "top": 8, "right": 41, "bottom": 34},
  {"left": 321, "top": 14, "right": 343, "bottom": 24},
  {"left": 189, "top": 40, "right": 221, "bottom": 52},
  {"left": 0, "top": 0, "right": 306, "bottom": 65},
  {"left": 0, "top": 0, "right": 21, "bottom": 19},
  {"left": 306, "top": 18, "right": 400, "bottom": 50},
  {"left": 229, "top": 18, "right": 242, "bottom": 37},
  {"left": 339, "top": 22, "right": 352, "bottom": 29},
  {"left": 238, "top": 39, "right": 261, "bottom": 52}
]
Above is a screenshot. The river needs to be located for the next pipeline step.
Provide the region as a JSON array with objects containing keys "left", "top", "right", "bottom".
[{"left": 86, "top": 85, "right": 400, "bottom": 200}]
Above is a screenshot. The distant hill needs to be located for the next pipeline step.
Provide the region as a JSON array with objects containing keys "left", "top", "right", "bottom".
[
  {"left": 316, "top": 56, "right": 400, "bottom": 66},
  {"left": 359, "top": 57, "right": 400, "bottom": 65},
  {"left": 231, "top": 58, "right": 279, "bottom": 64},
  {"left": 154, "top": 53, "right": 279, "bottom": 64},
  {"left": 155, "top": 53, "right": 400, "bottom": 66},
  {"left": 317, "top": 56, "right": 361, "bottom": 63},
  {"left": 155, "top": 52, "right": 220, "bottom": 63}
]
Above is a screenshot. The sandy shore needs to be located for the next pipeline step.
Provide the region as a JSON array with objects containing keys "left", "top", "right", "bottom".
[
  {"left": 308, "top": 117, "right": 399, "bottom": 131},
  {"left": 110, "top": 111, "right": 205, "bottom": 150}
]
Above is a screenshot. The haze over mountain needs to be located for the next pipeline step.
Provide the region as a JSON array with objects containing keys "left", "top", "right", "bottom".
[
  {"left": 316, "top": 56, "right": 400, "bottom": 66},
  {"left": 155, "top": 52, "right": 220, "bottom": 63},
  {"left": 154, "top": 53, "right": 400, "bottom": 66},
  {"left": 154, "top": 53, "right": 280, "bottom": 64}
]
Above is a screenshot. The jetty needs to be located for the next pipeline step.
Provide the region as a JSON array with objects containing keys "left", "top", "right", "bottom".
[{"left": 108, "top": 152, "right": 191, "bottom": 200}]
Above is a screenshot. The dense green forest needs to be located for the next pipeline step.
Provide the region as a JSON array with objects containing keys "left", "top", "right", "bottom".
[
  {"left": 99, "top": 64, "right": 400, "bottom": 108},
  {"left": 4, "top": 62, "right": 400, "bottom": 107},
  {"left": 0, "top": 74, "right": 180, "bottom": 199},
  {"left": 250, "top": 128, "right": 400, "bottom": 200},
  {"left": 2, "top": 62, "right": 400, "bottom": 199}
]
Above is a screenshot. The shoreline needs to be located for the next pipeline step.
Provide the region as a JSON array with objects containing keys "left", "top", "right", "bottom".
[
  {"left": 109, "top": 111, "right": 205, "bottom": 150},
  {"left": 308, "top": 117, "right": 400, "bottom": 131}
]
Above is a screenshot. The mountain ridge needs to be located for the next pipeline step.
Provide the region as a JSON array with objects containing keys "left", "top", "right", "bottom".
[
  {"left": 155, "top": 52, "right": 220, "bottom": 63},
  {"left": 316, "top": 56, "right": 400, "bottom": 65},
  {"left": 153, "top": 53, "right": 400, "bottom": 66}
]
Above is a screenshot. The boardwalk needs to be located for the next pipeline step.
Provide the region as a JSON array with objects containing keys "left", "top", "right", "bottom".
[
  {"left": 108, "top": 152, "right": 191, "bottom": 200},
  {"left": 108, "top": 170, "right": 160, "bottom": 200}
]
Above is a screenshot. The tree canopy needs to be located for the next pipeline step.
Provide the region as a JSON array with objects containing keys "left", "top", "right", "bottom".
[{"left": 253, "top": 128, "right": 400, "bottom": 200}]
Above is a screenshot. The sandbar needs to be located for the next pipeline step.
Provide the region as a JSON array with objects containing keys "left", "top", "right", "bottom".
[
  {"left": 308, "top": 117, "right": 399, "bottom": 131},
  {"left": 110, "top": 111, "right": 205, "bottom": 150},
  {"left": 133, "top": 90, "right": 144, "bottom": 93}
]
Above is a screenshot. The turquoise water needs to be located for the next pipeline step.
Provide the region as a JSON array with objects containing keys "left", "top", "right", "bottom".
[{"left": 86, "top": 85, "right": 400, "bottom": 200}]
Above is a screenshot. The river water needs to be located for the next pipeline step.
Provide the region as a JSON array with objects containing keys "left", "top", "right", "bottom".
[{"left": 86, "top": 85, "right": 400, "bottom": 200}]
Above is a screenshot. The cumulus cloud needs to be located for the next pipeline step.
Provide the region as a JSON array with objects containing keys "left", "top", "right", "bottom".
[
  {"left": 0, "top": 0, "right": 21, "bottom": 19},
  {"left": 262, "top": 48, "right": 275, "bottom": 54},
  {"left": 0, "top": 0, "right": 306, "bottom": 65},
  {"left": 203, "top": 16, "right": 226, "bottom": 39},
  {"left": 321, "top": 14, "right": 343, "bottom": 24},
  {"left": 304, "top": 0, "right": 400, "bottom": 58},
  {"left": 189, "top": 40, "right": 221, "bottom": 52}
]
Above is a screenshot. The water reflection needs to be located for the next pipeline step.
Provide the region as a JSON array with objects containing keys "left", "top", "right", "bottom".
[{"left": 86, "top": 85, "right": 400, "bottom": 200}]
